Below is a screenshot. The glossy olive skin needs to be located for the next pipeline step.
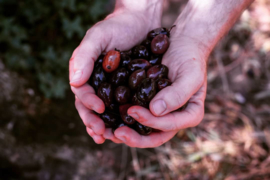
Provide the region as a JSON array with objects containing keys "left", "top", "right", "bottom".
[
  {"left": 149, "top": 55, "right": 162, "bottom": 66},
  {"left": 129, "top": 69, "right": 146, "bottom": 90},
  {"left": 151, "top": 34, "right": 170, "bottom": 55},
  {"left": 97, "top": 83, "right": 113, "bottom": 107},
  {"left": 114, "top": 86, "right": 131, "bottom": 104},
  {"left": 119, "top": 104, "right": 136, "bottom": 125},
  {"left": 157, "top": 78, "right": 172, "bottom": 90},
  {"left": 128, "top": 59, "right": 151, "bottom": 72},
  {"left": 132, "top": 94, "right": 148, "bottom": 108},
  {"left": 120, "top": 54, "right": 132, "bottom": 68},
  {"left": 89, "top": 66, "right": 106, "bottom": 91},
  {"left": 147, "top": 27, "right": 169, "bottom": 40},
  {"left": 132, "top": 45, "right": 150, "bottom": 59},
  {"left": 100, "top": 111, "right": 120, "bottom": 128},
  {"left": 94, "top": 55, "right": 104, "bottom": 68},
  {"left": 102, "top": 50, "right": 121, "bottom": 73},
  {"left": 120, "top": 49, "right": 133, "bottom": 57},
  {"left": 110, "top": 67, "right": 129, "bottom": 86},
  {"left": 134, "top": 122, "right": 152, "bottom": 135},
  {"left": 137, "top": 78, "right": 157, "bottom": 102},
  {"left": 141, "top": 39, "right": 152, "bottom": 51},
  {"left": 147, "top": 64, "right": 169, "bottom": 80}
]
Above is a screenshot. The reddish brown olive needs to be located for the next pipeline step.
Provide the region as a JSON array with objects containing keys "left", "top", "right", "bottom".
[
  {"left": 147, "top": 25, "right": 176, "bottom": 40},
  {"left": 102, "top": 50, "right": 121, "bottom": 73},
  {"left": 147, "top": 64, "right": 169, "bottom": 80},
  {"left": 100, "top": 111, "right": 120, "bottom": 128},
  {"left": 157, "top": 78, "right": 172, "bottom": 90},
  {"left": 129, "top": 69, "right": 146, "bottom": 90},
  {"left": 128, "top": 59, "right": 151, "bottom": 72},
  {"left": 97, "top": 83, "right": 113, "bottom": 107},
  {"left": 151, "top": 34, "right": 170, "bottom": 55},
  {"left": 137, "top": 78, "right": 157, "bottom": 102},
  {"left": 119, "top": 104, "right": 136, "bottom": 125}
]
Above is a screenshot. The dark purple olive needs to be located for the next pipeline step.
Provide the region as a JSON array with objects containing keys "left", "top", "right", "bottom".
[
  {"left": 134, "top": 122, "right": 152, "bottom": 135},
  {"left": 100, "top": 111, "right": 120, "bottom": 128},
  {"left": 151, "top": 34, "right": 170, "bottom": 55},
  {"left": 119, "top": 104, "right": 136, "bottom": 125},
  {"left": 149, "top": 55, "right": 162, "bottom": 66},
  {"left": 97, "top": 83, "right": 113, "bottom": 107},
  {"left": 147, "top": 25, "right": 175, "bottom": 40},
  {"left": 141, "top": 39, "right": 152, "bottom": 51},
  {"left": 120, "top": 54, "right": 132, "bottom": 68},
  {"left": 95, "top": 54, "right": 104, "bottom": 68},
  {"left": 128, "top": 59, "right": 151, "bottom": 72},
  {"left": 129, "top": 69, "right": 146, "bottom": 90},
  {"left": 112, "top": 122, "right": 127, "bottom": 133},
  {"left": 114, "top": 86, "right": 131, "bottom": 104},
  {"left": 147, "top": 64, "right": 169, "bottom": 80},
  {"left": 110, "top": 67, "right": 129, "bottom": 86},
  {"left": 120, "top": 49, "right": 133, "bottom": 57},
  {"left": 132, "top": 45, "right": 150, "bottom": 59},
  {"left": 89, "top": 66, "right": 106, "bottom": 91},
  {"left": 132, "top": 94, "right": 148, "bottom": 108},
  {"left": 137, "top": 78, "right": 157, "bottom": 102},
  {"left": 157, "top": 79, "right": 172, "bottom": 90},
  {"left": 108, "top": 102, "right": 119, "bottom": 113}
]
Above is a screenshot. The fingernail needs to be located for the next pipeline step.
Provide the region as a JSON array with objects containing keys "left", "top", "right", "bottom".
[
  {"left": 70, "top": 70, "right": 82, "bottom": 83},
  {"left": 153, "top": 100, "right": 167, "bottom": 115},
  {"left": 128, "top": 113, "right": 139, "bottom": 120},
  {"left": 117, "top": 136, "right": 126, "bottom": 142}
]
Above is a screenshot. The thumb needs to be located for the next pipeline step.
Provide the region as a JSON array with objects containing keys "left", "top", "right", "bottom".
[
  {"left": 149, "top": 62, "right": 205, "bottom": 116},
  {"left": 69, "top": 27, "right": 106, "bottom": 87}
]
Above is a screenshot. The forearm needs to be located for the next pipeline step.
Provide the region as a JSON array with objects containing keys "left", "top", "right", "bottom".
[{"left": 173, "top": 0, "right": 254, "bottom": 53}]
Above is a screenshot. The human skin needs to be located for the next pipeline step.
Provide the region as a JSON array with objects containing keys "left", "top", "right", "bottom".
[{"left": 69, "top": 0, "right": 254, "bottom": 147}]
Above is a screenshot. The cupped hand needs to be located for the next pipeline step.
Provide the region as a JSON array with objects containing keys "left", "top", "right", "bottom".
[
  {"left": 69, "top": 9, "right": 161, "bottom": 144},
  {"left": 113, "top": 34, "right": 210, "bottom": 148}
]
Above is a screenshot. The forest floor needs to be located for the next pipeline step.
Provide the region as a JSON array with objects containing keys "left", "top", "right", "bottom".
[{"left": 0, "top": 0, "right": 270, "bottom": 180}]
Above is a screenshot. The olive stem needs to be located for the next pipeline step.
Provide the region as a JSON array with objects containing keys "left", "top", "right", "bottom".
[{"left": 168, "top": 25, "right": 176, "bottom": 33}]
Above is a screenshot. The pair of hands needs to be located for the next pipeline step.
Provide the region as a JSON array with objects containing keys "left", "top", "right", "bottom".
[{"left": 69, "top": 8, "right": 209, "bottom": 148}]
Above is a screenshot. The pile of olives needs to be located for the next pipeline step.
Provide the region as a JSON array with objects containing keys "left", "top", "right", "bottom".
[{"left": 89, "top": 26, "right": 177, "bottom": 135}]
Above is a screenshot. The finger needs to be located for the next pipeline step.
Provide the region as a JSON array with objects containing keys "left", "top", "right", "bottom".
[
  {"left": 103, "top": 128, "right": 123, "bottom": 144},
  {"left": 86, "top": 127, "right": 105, "bottom": 144},
  {"left": 70, "top": 26, "right": 108, "bottom": 87},
  {"left": 114, "top": 126, "right": 177, "bottom": 148},
  {"left": 75, "top": 99, "right": 105, "bottom": 135},
  {"left": 71, "top": 84, "right": 105, "bottom": 114},
  {"left": 150, "top": 60, "right": 205, "bottom": 116},
  {"left": 128, "top": 82, "right": 207, "bottom": 131}
]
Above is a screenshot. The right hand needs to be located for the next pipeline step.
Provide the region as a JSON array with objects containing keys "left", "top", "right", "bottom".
[{"left": 69, "top": 7, "right": 162, "bottom": 144}]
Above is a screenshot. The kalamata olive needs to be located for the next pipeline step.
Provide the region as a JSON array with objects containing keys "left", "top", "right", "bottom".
[
  {"left": 100, "top": 111, "right": 120, "bottom": 128},
  {"left": 89, "top": 66, "right": 106, "bottom": 91},
  {"left": 128, "top": 59, "right": 151, "bottom": 72},
  {"left": 102, "top": 50, "right": 121, "bottom": 73},
  {"left": 137, "top": 78, "right": 157, "bottom": 102},
  {"left": 151, "top": 34, "right": 170, "bottom": 55},
  {"left": 134, "top": 122, "right": 152, "bottom": 135},
  {"left": 110, "top": 67, "right": 129, "bottom": 86},
  {"left": 114, "top": 86, "right": 131, "bottom": 104},
  {"left": 132, "top": 45, "right": 150, "bottom": 59},
  {"left": 95, "top": 54, "right": 104, "bottom": 68},
  {"left": 147, "top": 64, "right": 169, "bottom": 80},
  {"left": 120, "top": 54, "right": 132, "bottom": 68},
  {"left": 129, "top": 69, "right": 146, "bottom": 90},
  {"left": 119, "top": 104, "right": 136, "bottom": 125},
  {"left": 112, "top": 122, "right": 127, "bottom": 133},
  {"left": 97, "top": 83, "right": 113, "bottom": 107},
  {"left": 141, "top": 39, "right": 152, "bottom": 51},
  {"left": 108, "top": 102, "right": 119, "bottom": 113},
  {"left": 149, "top": 55, "right": 162, "bottom": 66},
  {"left": 132, "top": 94, "right": 148, "bottom": 108},
  {"left": 120, "top": 49, "right": 133, "bottom": 57},
  {"left": 157, "top": 78, "right": 172, "bottom": 90},
  {"left": 147, "top": 25, "right": 175, "bottom": 40}
]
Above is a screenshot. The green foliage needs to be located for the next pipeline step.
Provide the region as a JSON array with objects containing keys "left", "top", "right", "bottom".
[{"left": 0, "top": 0, "right": 113, "bottom": 98}]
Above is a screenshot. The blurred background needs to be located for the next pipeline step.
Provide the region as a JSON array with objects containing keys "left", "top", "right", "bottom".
[{"left": 0, "top": 0, "right": 270, "bottom": 179}]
